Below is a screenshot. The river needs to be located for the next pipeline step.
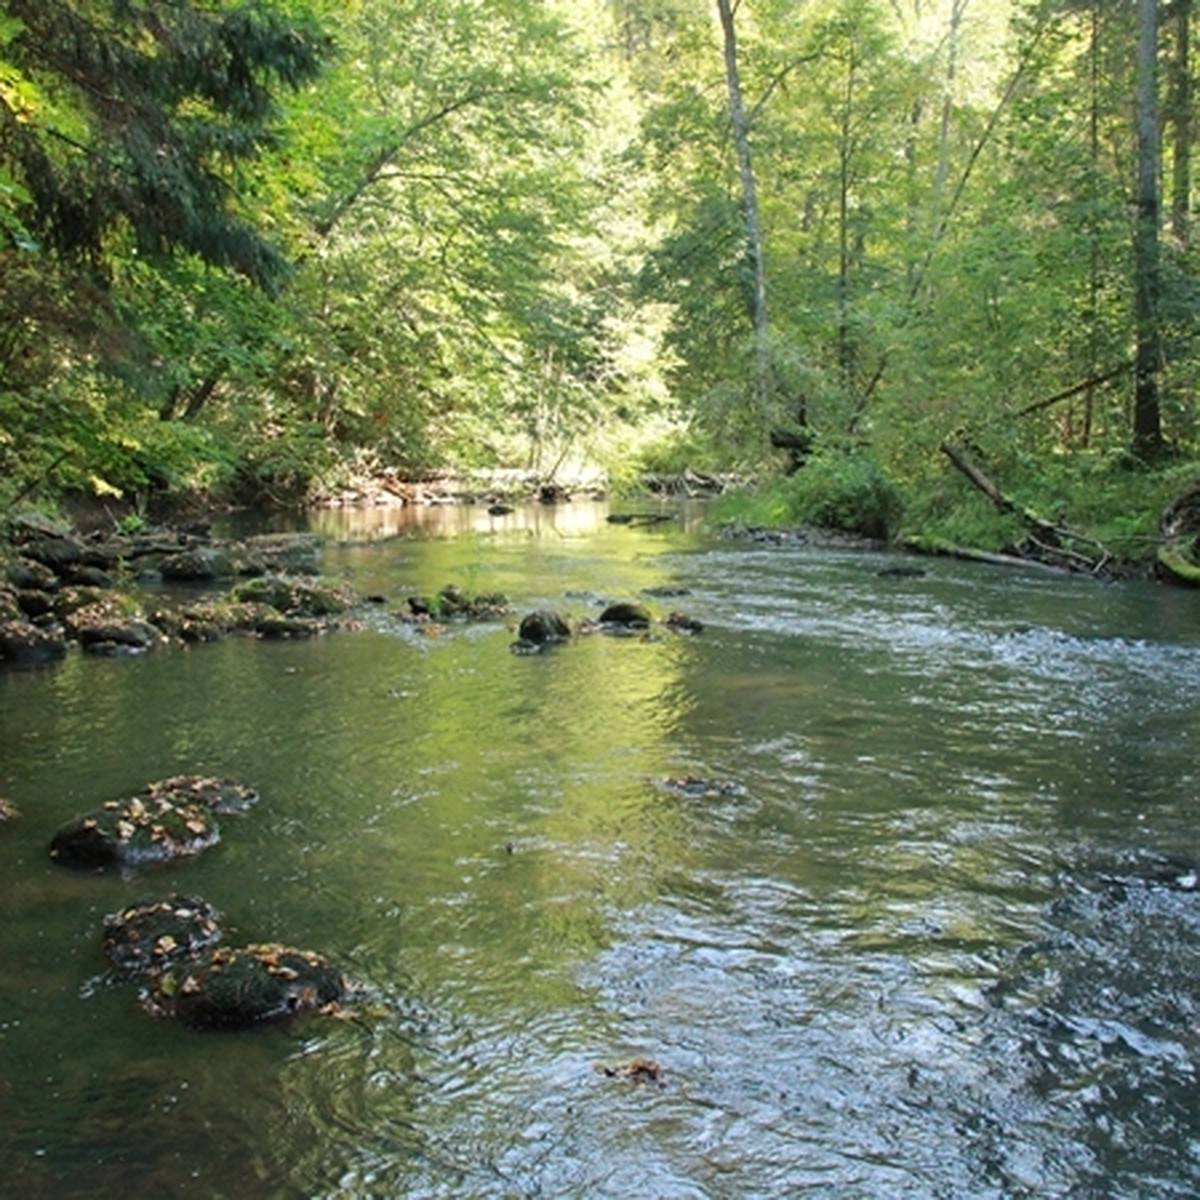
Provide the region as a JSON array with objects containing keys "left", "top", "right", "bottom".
[{"left": 1, "top": 501, "right": 1197, "bottom": 1198}]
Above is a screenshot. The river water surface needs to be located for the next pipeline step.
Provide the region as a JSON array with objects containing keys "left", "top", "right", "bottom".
[{"left": 1, "top": 502, "right": 1198, "bottom": 1198}]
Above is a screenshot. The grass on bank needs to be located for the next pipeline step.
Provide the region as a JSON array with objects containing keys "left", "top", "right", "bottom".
[{"left": 708, "top": 446, "right": 1200, "bottom": 571}]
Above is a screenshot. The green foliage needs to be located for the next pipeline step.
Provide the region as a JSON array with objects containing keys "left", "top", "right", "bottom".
[
  {"left": 899, "top": 486, "right": 1029, "bottom": 554},
  {"left": 3, "top": 0, "right": 331, "bottom": 288},
  {"left": 785, "top": 453, "right": 905, "bottom": 539},
  {"left": 713, "top": 451, "right": 904, "bottom": 539},
  {"left": 2, "top": 0, "right": 1197, "bottom": 543}
]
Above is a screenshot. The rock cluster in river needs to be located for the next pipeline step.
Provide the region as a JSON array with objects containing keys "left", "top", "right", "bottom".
[
  {"left": 0, "top": 515, "right": 358, "bottom": 665},
  {"left": 396, "top": 583, "right": 513, "bottom": 623},
  {"left": 509, "top": 596, "right": 704, "bottom": 653},
  {"left": 102, "top": 896, "right": 349, "bottom": 1029},
  {"left": 46, "top": 773, "right": 350, "bottom": 1030}
]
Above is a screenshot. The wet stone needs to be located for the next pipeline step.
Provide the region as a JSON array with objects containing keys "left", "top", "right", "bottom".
[
  {"left": 62, "top": 564, "right": 115, "bottom": 589},
  {"left": 401, "top": 585, "right": 512, "bottom": 622},
  {"left": 255, "top": 613, "right": 322, "bottom": 639},
  {"left": 517, "top": 610, "right": 572, "bottom": 645},
  {"left": 16, "top": 589, "right": 56, "bottom": 618},
  {"left": 598, "top": 601, "right": 652, "bottom": 629},
  {"left": 6, "top": 557, "right": 59, "bottom": 591},
  {"left": 664, "top": 610, "right": 704, "bottom": 634},
  {"left": 146, "top": 943, "right": 346, "bottom": 1029},
  {"left": 49, "top": 775, "right": 257, "bottom": 868},
  {"left": 598, "top": 1057, "right": 666, "bottom": 1087},
  {"left": 0, "top": 618, "right": 70, "bottom": 666},
  {"left": 103, "top": 895, "right": 223, "bottom": 974},
  {"left": 21, "top": 535, "right": 85, "bottom": 573},
  {"left": 232, "top": 573, "right": 356, "bottom": 618},
  {"left": 159, "top": 547, "right": 236, "bottom": 581},
  {"left": 654, "top": 775, "right": 743, "bottom": 799}
]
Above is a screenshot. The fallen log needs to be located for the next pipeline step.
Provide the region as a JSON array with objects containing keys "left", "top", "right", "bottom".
[
  {"left": 939, "top": 441, "right": 1112, "bottom": 575},
  {"left": 902, "top": 536, "right": 1072, "bottom": 574}
]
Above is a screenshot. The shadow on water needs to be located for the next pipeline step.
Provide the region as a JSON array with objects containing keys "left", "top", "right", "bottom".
[{"left": 1, "top": 503, "right": 1198, "bottom": 1197}]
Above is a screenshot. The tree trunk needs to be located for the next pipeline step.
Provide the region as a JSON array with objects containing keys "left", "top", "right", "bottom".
[
  {"left": 1169, "top": 0, "right": 1192, "bottom": 246},
  {"left": 1133, "top": 0, "right": 1164, "bottom": 455},
  {"left": 933, "top": 0, "right": 968, "bottom": 207},
  {"left": 715, "top": 0, "right": 776, "bottom": 423},
  {"left": 837, "top": 48, "right": 855, "bottom": 388}
]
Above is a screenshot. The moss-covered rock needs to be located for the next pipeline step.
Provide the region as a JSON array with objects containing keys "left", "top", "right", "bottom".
[
  {"left": 53, "top": 585, "right": 111, "bottom": 619},
  {"left": 402, "top": 584, "right": 512, "bottom": 622},
  {"left": 49, "top": 775, "right": 257, "bottom": 868},
  {"left": 0, "top": 582, "right": 21, "bottom": 622},
  {"left": 102, "top": 895, "right": 223, "bottom": 974},
  {"left": 232, "top": 573, "right": 356, "bottom": 617},
  {"left": 253, "top": 613, "right": 323, "bottom": 638},
  {"left": 146, "top": 943, "right": 346, "bottom": 1029},
  {"left": 146, "top": 599, "right": 257, "bottom": 643}
]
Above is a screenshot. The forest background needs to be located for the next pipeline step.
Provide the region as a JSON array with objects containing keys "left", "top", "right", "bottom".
[{"left": 1, "top": 0, "right": 1198, "bottom": 571}]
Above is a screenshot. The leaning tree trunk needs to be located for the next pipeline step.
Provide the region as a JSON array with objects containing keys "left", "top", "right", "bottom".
[
  {"left": 715, "top": 0, "right": 775, "bottom": 424},
  {"left": 1133, "top": 0, "right": 1164, "bottom": 455}
]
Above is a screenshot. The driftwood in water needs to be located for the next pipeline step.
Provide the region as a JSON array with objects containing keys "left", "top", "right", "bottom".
[{"left": 939, "top": 441, "right": 1112, "bottom": 575}]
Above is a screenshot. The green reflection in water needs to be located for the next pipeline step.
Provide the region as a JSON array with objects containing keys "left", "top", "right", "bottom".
[{"left": 0, "top": 510, "right": 1197, "bottom": 1198}]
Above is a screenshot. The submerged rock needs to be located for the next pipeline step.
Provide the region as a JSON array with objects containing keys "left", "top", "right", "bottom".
[
  {"left": 146, "top": 943, "right": 346, "bottom": 1029},
  {"left": 49, "top": 775, "right": 257, "bottom": 868},
  {"left": 103, "top": 895, "right": 223, "bottom": 974},
  {"left": 654, "top": 775, "right": 743, "bottom": 798},
  {"left": 664, "top": 610, "right": 704, "bottom": 634},
  {"left": 598, "top": 1057, "right": 666, "bottom": 1086}
]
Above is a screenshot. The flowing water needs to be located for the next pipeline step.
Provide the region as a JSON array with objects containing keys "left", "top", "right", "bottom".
[{"left": 1, "top": 502, "right": 1198, "bottom": 1199}]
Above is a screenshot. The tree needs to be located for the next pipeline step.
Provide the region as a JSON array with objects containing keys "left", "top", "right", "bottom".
[
  {"left": 0, "top": 0, "right": 330, "bottom": 288},
  {"left": 715, "top": 0, "right": 773, "bottom": 424},
  {"left": 1133, "top": 0, "right": 1164, "bottom": 455},
  {"left": 1168, "top": 0, "right": 1193, "bottom": 247},
  {"left": 0, "top": 0, "right": 331, "bottom": 503}
]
